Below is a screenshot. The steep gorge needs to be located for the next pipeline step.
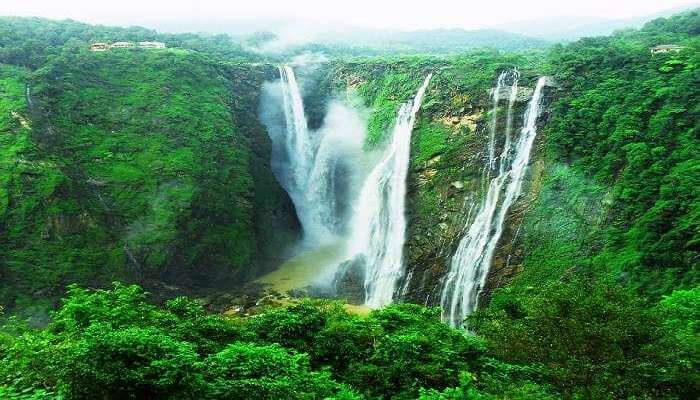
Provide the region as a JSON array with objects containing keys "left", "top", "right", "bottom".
[
  {"left": 1, "top": 10, "right": 697, "bottom": 325},
  {"left": 0, "top": 12, "right": 698, "bottom": 399}
]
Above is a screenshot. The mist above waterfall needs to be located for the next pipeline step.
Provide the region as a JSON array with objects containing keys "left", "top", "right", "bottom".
[{"left": 308, "top": 100, "right": 369, "bottom": 237}]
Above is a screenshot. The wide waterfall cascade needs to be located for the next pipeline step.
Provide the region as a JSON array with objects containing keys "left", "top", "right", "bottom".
[
  {"left": 279, "top": 65, "right": 313, "bottom": 195},
  {"left": 276, "top": 65, "right": 361, "bottom": 244},
  {"left": 349, "top": 74, "right": 433, "bottom": 309},
  {"left": 441, "top": 75, "right": 546, "bottom": 327}
]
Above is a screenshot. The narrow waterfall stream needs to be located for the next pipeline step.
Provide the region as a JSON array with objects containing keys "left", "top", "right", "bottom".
[
  {"left": 349, "top": 74, "right": 433, "bottom": 308},
  {"left": 441, "top": 75, "right": 546, "bottom": 327},
  {"left": 486, "top": 72, "right": 506, "bottom": 173}
]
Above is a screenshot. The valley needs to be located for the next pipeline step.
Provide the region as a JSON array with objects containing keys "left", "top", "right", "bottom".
[{"left": 0, "top": 7, "right": 698, "bottom": 399}]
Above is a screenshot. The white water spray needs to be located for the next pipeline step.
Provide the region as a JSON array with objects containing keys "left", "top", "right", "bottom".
[
  {"left": 275, "top": 65, "right": 366, "bottom": 244},
  {"left": 349, "top": 74, "right": 433, "bottom": 308},
  {"left": 441, "top": 75, "right": 546, "bottom": 327},
  {"left": 277, "top": 66, "right": 327, "bottom": 239}
]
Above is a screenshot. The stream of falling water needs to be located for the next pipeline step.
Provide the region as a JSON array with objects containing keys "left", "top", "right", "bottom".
[
  {"left": 277, "top": 65, "right": 342, "bottom": 244},
  {"left": 441, "top": 75, "right": 546, "bottom": 327},
  {"left": 349, "top": 74, "right": 433, "bottom": 308}
]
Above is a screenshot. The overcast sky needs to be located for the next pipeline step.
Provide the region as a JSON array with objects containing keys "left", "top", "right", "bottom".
[{"left": 1, "top": 0, "right": 697, "bottom": 31}]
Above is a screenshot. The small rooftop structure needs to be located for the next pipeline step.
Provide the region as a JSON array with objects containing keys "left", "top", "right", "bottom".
[
  {"left": 90, "top": 41, "right": 167, "bottom": 52},
  {"left": 651, "top": 45, "right": 684, "bottom": 54},
  {"left": 89, "top": 42, "right": 109, "bottom": 52},
  {"left": 138, "top": 41, "right": 166, "bottom": 49},
  {"left": 110, "top": 41, "right": 135, "bottom": 49}
]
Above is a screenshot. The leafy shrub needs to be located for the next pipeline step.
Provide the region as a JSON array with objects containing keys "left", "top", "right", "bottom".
[
  {"left": 470, "top": 276, "right": 698, "bottom": 399},
  {"left": 202, "top": 342, "right": 357, "bottom": 399}
]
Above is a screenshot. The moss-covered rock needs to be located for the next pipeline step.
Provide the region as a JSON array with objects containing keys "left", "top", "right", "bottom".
[{"left": 0, "top": 52, "right": 299, "bottom": 312}]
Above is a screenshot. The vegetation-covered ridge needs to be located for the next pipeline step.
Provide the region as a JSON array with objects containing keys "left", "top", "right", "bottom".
[
  {"left": 0, "top": 8, "right": 697, "bottom": 400},
  {"left": 535, "top": 11, "right": 699, "bottom": 296},
  {"left": 0, "top": 31, "right": 299, "bottom": 317},
  {"left": 0, "top": 16, "right": 262, "bottom": 69}
]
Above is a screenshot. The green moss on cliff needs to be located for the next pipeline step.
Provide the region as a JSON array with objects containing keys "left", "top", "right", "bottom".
[
  {"left": 1, "top": 50, "right": 297, "bottom": 310},
  {"left": 0, "top": 64, "right": 30, "bottom": 218},
  {"left": 413, "top": 121, "right": 451, "bottom": 165},
  {"left": 516, "top": 13, "right": 700, "bottom": 296}
]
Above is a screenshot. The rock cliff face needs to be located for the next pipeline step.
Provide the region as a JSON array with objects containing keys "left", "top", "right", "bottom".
[
  {"left": 402, "top": 76, "right": 555, "bottom": 307},
  {"left": 217, "top": 64, "right": 301, "bottom": 279},
  {"left": 314, "top": 58, "right": 556, "bottom": 307}
]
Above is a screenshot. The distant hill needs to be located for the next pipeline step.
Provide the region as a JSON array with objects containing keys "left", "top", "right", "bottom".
[
  {"left": 136, "top": 17, "right": 550, "bottom": 55},
  {"left": 492, "top": 3, "right": 700, "bottom": 40},
  {"left": 353, "top": 28, "right": 550, "bottom": 52},
  {"left": 241, "top": 27, "right": 550, "bottom": 56}
]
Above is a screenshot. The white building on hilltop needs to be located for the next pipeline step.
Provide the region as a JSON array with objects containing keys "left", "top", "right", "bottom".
[
  {"left": 89, "top": 42, "right": 109, "bottom": 51},
  {"left": 90, "top": 41, "right": 167, "bottom": 51},
  {"left": 111, "top": 41, "right": 135, "bottom": 49},
  {"left": 650, "top": 44, "right": 684, "bottom": 54},
  {"left": 138, "top": 41, "right": 166, "bottom": 49}
]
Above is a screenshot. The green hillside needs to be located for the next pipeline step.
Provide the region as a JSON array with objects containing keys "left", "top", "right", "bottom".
[
  {"left": 0, "top": 39, "right": 298, "bottom": 316},
  {"left": 0, "top": 10, "right": 698, "bottom": 400}
]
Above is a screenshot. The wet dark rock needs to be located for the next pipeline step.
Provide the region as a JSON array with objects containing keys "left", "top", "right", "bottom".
[{"left": 333, "top": 255, "right": 367, "bottom": 304}]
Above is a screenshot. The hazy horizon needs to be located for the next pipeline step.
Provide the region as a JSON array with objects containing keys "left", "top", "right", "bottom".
[{"left": 2, "top": 0, "right": 698, "bottom": 35}]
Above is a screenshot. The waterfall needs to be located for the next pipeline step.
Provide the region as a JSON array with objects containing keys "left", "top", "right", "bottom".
[
  {"left": 279, "top": 65, "right": 313, "bottom": 192},
  {"left": 441, "top": 75, "right": 546, "bottom": 327},
  {"left": 486, "top": 72, "right": 506, "bottom": 173},
  {"left": 276, "top": 65, "right": 339, "bottom": 243},
  {"left": 349, "top": 74, "right": 432, "bottom": 308},
  {"left": 25, "top": 84, "right": 33, "bottom": 108},
  {"left": 499, "top": 71, "right": 520, "bottom": 176}
]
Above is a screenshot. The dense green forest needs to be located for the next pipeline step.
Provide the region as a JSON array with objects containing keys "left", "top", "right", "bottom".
[
  {"left": 1, "top": 282, "right": 697, "bottom": 399},
  {"left": 534, "top": 12, "right": 699, "bottom": 296},
  {"left": 0, "top": 8, "right": 698, "bottom": 400},
  {"left": 0, "top": 20, "right": 300, "bottom": 319}
]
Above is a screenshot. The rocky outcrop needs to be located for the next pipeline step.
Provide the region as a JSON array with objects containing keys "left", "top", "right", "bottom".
[
  {"left": 333, "top": 255, "right": 367, "bottom": 304},
  {"left": 402, "top": 75, "right": 555, "bottom": 307}
]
